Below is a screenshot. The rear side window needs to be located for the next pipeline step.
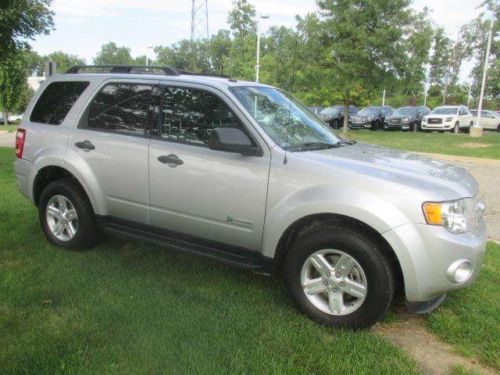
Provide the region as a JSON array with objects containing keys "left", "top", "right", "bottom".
[
  {"left": 30, "top": 81, "right": 89, "bottom": 125},
  {"left": 81, "top": 83, "right": 153, "bottom": 136}
]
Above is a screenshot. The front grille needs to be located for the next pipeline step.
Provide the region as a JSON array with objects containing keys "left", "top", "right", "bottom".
[
  {"left": 351, "top": 117, "right": 365, "bottom": 124},
  {"left": 427, "top": 118, "right": 443, "bottom": 124},
  {"left": 389, "top": 118, "right": 402, "bottom": 125}
]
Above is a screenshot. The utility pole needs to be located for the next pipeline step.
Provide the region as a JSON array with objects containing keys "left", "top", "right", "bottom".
[
  {"left": 191, "top": 0, "right": 209, "bottom": 41},
  {"left": 381, "top": 89, "right": 386, "bottom": 106},
  {"left": 255, "top": 14, "right": 270, "bottom": 83},
  {"left": 467, "top": 81, "right": 472, "bottom": 108},
  {"left": 471, "top": 9, "right": 495, "bottom": 138}
]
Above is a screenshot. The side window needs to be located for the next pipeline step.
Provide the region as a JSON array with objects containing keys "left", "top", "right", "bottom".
[
  {"left": 459, "top": 107, "right": 467, "bottom": 115},
  {"left": 160, "top": 86, "right": 245, "bottom": 146},
  {"left": 30, "top": 81, "right": 89, "bottom": 125},
  {"left": 381, "top": 108, "right": 391, "bottom": 116},
  {"left": 81, "top": 83, "right": 153, "bottom": 136}
]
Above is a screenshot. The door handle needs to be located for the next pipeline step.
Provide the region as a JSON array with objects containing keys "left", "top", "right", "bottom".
[
  {"left": 158, "top": 154, "right": 184, "bottom": 166},
  {"left": 75, "top": 140, "right": 95, "bottom": 151}
]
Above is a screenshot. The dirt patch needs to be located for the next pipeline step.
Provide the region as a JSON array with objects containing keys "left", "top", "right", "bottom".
[
  {"left": 457, "top": 142, "right": 491, "bottom": 149},
  {"left": 374, "top": 311, "right": 496, "bottom": 375}
]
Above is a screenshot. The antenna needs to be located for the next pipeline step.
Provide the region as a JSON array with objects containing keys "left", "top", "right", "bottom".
[{"left": 191, "top": 0, "right": 209, "bottom": 41}]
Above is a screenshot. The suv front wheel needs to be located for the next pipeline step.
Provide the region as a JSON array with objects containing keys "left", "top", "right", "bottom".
[
  {"left": 39, "top": 178, "right": 100, "bottom": 250},
  {"left": 285, "top": 223, "right": 394, "bottom": 329}
]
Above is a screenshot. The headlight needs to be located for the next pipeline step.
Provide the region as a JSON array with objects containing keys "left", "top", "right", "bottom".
[
  {"left": 366, "top": 116, "right": 373, "bottom": 121},
  {"left": 445, "top": 117, "right": 453, "bottom": 122},
  {"left": 423, "top": 199, "right": 469, "bottom": 234},
  {"left": 422, "top": 117, "right": 427, "bottom": 123},
  {"left": 402, "top": 117, "right": 410, "bottom": 123}
]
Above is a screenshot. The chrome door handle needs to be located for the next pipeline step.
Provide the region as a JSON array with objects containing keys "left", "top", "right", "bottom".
[
  {"left": 75, "top": 140, "right": 95, "bottom": 151},
  {"left": 158, "top": 154, "right": 184, "bottom": 166}
]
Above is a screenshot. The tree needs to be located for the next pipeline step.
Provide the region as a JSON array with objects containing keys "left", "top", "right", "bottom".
[
  {"left": 0, "top": 0, "right": 54, "bottom": 64},
  {"left": 227, "top": 0, "right": 257, "bottom": 38},
  {"left": 209, "top": 30, "right": 232, "bottom": 74},
  {"left": 45, "top": 51, "right": 85, "bottom": 73},
  {"left": 0, "top": 52, "right": 28, "bottom": 122},
  {"left": 155, "top": 40, "right": 211, "bottom": 72},
  {"left": 93, "top": 42, "right": 135, "bottom": 65},
  {"left": 315, "top": 0, "right": 414, "bottom": 132}
]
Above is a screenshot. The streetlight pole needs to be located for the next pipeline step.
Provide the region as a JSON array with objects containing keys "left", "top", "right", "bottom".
[
  {"left": 255, "top": 14, "right": 270, "bottom": 83},
  {"left": 146, "top": 46, "right": 154, "bottom": 66},
  {"left": 471, "top": 10, "right": 495, "bottom": 138}
]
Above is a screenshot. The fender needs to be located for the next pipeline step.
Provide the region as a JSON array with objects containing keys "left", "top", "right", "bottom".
[{"left": 261, "top": 184, "right": 411, "bottom": 259}]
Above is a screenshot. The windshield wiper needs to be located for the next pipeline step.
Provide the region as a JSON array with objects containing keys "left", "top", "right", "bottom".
[{"left": 287, "top": 141, "right": 344, "bottom": 151}]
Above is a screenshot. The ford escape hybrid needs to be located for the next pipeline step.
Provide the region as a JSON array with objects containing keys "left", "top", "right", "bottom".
[{"left": 14, "top": 65, "right": 486, "bottom": 329}]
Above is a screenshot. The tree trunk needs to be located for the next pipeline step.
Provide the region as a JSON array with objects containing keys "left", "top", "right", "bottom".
[
  {"left": 2, "top": 111, "right": 8, "bottom": 126},
  {"left": 342, "top": 91, "right": 350, "bottom": 134},
  {"left": 442, "top": 84, "right": 448, "bottom": 105}
]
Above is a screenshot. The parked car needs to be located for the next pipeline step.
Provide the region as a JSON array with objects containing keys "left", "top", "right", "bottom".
[
  {"left": 349, "top": 106, "right": 394, "bottom": 130},
  {"left": 14, "top": 65, "right": 486, "bottom": 329},
  {"left": 470, "top": 110, "right": 500, "bottom": 132},
  {"left": 308, "top": 106, "right": 324, "bottom": 116},
  {"left": 0, "top": 114, "right": 6, "bottom": 125},
  {"left": 319, "top": 105, "right": 359, "bottom": 129},
  {"left": 421, "top": 106, "right": 474, "bottom": 133},
  {"left": 384, "top": 106, "right": 430, "bottom": 131},
  {"left": 8, "top": 113, "right": 23, "bottom": 122}
]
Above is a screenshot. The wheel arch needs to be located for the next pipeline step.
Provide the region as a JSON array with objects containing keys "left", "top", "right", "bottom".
[{"left": 271, "top": 213, "right": 405, "bottom": 296}]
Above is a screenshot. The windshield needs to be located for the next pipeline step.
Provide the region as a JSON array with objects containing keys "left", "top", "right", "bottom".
[
  {"left": 431, "top": 107, "right": 458, "bottom": 115},
  {"left": 393, "top": 107, "right": 416, "bottom": 116},
  {"left": 230, "top": 86, "right": 342, "bottom": 151},
  {"left": 358, "top": 107, "right": 380, "bottom": 116},
  {"left": 320, "top": 106, "right": 343, "bottom": 115}
]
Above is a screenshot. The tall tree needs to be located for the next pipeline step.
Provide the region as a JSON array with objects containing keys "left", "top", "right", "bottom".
[
  {"left": 0, "top": 0, "right": 54, "bottom": 64},
  {"left": 227, "top": 0, "right": 257, "bottom": 38},
  {"left": 315, "top": 0, "right": 414, "bottom": 132},
  {"left": 45, "top": 51, "right": 85, "bottom": 73},
  {"left": 93, "top": 42, "right": 135, "bottom": 65},
  {"left": 0, "top": 52, "right": 28, "bottom": 122}
]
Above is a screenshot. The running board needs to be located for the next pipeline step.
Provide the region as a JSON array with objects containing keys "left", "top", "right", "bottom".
[{"left": 99, "top": 217, "right": 271, "bottom": 273}]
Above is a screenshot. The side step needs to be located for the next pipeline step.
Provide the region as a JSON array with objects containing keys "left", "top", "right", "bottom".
[{"left": 100, "top": 218, "right": 270, "bottom": 273}]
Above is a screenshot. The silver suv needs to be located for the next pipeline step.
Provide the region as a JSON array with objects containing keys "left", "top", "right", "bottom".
[{"left": 14, "top": 65, "right": 486, "bottom": 329}]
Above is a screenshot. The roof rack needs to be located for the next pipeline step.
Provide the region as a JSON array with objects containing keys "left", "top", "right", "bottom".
[
  {"left": 66, "top": 65, "right": 231, "bottom": 79},
  {"left": 66, "top": 65, "right": 179, "bottom": 75}
]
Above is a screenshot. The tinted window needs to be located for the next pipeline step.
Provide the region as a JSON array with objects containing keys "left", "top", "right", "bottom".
[
  {"left": 83, "top": 83, "right": 153, "bottom": 136},
  {"left": 160, "top": 87, "right": 245, "bottom": 146},
  {"left": 30, "top": 81, "right": 89, "bottom": 125}
]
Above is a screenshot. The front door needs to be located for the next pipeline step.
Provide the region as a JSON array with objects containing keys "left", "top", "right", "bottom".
[
  {"left": 149, "top": 84, "right": 270, "bottom": 251},
  {"left": 66, "top": 80, "right": 157, "bottom": 224}
]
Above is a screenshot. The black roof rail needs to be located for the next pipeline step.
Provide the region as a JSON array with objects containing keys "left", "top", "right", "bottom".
[
  {"left": 66, "top": 65, "right": 180, "bottom": 75},
  {"left": 66, "top": 65, "right": 231, "bottom": 79}
]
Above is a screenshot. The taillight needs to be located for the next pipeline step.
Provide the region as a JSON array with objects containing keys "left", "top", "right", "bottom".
[{"left": 15, "top": 129, "right": 26, "bottom": 159}]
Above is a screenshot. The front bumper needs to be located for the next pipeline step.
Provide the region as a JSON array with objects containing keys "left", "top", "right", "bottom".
[
  {"left": 349, "top": 121, "right": 373, "bottom": 129},
  {"left": 421, "top": 121, "right": 453, "bottom": 130},
  {"left": 383, "top": 220, "right": 486, "bottom": 302}
]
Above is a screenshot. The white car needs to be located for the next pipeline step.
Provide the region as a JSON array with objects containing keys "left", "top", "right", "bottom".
[
  {"left": 8, "top": 113, "right": 23, "bottom": 122},
  {"left": 470, "top": 110, "right": 500, "bottom": 132},
  {"left": 421, "top": 106, "right": 474, "bottom": 133}
]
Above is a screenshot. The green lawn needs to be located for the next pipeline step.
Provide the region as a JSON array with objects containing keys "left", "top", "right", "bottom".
[
  {"left": 344, "top": 130, "right": 500, "bottom": 160},
  {"left": 0, "top": 146, "right": 420, "bottom": 374},
  {"left": 0, "top": 124, "right": 18, "bottom": 133},
  {"left": 426, "top": 242, "right": 500, "bottom": 370}
]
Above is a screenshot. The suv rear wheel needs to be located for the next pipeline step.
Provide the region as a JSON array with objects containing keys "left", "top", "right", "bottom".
[
  {"left": 39, "top": 178, "right": 100, "bottom": 250},
  {"left": 284, "top": 223, "right": 394, "bottom": 329}
]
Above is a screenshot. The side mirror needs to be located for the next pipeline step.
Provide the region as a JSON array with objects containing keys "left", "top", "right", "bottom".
[{"left": 208, "top": 128, "right": 259, "bottom": 156}]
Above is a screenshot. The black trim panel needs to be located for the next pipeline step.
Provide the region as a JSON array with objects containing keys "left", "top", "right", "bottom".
[{"left": 97, "top": 216, "right": 273, "bottom": 274}]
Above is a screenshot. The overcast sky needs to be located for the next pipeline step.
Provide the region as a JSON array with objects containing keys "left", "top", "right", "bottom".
[{"left": 31, "top": 0, "right": 485, "bottom": 82}]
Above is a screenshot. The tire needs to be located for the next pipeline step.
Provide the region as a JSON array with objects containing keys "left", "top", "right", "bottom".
[
  {"left": 453, "top": 122, "right": 459, "bottom": 134},
  {"left": 331, "top": 118, "right": 340, "bottom": 129},
  {"left": 284, "top": 223, "right": 394, "bottom": 329},
  {"left": 497, "top": 124, "right": 500, "bottom": 132},
  {"left": 38, "top": 178, "right": 100, "bottom": 250}
]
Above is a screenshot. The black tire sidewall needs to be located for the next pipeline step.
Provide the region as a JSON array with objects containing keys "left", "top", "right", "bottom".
[
  {"left": 38, "top": 179, "right": 98, "bottom": 250},
  {"left": 285, "top": 227, "right": 394, "bottom": 329}
]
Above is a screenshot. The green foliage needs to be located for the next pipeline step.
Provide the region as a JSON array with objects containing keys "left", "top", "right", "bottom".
[
  {"left": 0, "top": 0, "right": 54, "bottom": 64},
  {"left": 227, "top": 0, "right": 257, "bottom": 38},
  {"left": 0, "top": 52, "right": 28, "bottom": 118},
  {"left": 93, "top": 42, "right": 135, "bottom": 65}
]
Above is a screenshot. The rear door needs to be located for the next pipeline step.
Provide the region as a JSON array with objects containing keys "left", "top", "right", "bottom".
[
  {"left": 66, "top": 80, "right": 158, "bottom": 224},
  {"left": 148, "top": 82, "right": 270, "bottom": 251}
]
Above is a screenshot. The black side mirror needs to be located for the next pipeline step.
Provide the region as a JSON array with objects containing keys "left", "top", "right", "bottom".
[{"left": 208, "top": 128, "right": 259, "bottom": 156}]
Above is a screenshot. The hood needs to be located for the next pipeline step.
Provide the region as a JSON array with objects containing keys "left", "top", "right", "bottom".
[
  {"left": 425, "top": 113, "right": 456, "bottom": 118},
  {"left": 299, "top": 143, "right": 478, "bottom": 199}
]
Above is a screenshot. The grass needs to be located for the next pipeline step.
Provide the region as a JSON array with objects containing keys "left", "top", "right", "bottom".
[
  {"left": 426, "top": 242, "right": 500, "bottom": 370},
  {"left": 0, "top": 124, "right": 18, "bottom": 133},
  {"left": 0, "top": 145, "right": 420, "bottom": 374},
  {"left": 344, "top": 130, "right": 500, "bottom": 160}
]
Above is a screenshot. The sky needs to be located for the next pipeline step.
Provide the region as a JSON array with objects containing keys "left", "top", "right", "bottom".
[{"left": 30, "top": 0, "right": 486, "bottom": 82}]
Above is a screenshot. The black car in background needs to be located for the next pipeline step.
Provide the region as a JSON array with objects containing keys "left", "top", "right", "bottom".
[
  {"left": 308, "top": 106, "right": 325, "bottom": 116},
  {"left": 349, "top": 106, "right": 394, "bottom": 130},
  {"left": 319, "top": 105, "right": 359, "bottom": 129},
  {"left": 384, "top": 106, "right": 430, "bottom": 131}
]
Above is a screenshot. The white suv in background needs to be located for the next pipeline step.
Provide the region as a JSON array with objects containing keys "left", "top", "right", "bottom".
[{"left": 421, "top": 106, "right": 474, "bottom": 133}]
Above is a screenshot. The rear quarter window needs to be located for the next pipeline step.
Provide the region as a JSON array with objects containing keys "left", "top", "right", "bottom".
[{"left": 30, "top": 81, "right": 89, "bottom": 125}]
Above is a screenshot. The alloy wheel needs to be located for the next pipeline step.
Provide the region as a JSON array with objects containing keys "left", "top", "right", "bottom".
[
  {"left": 46, "top": 195, "right": 79, "bottom": 241},
  {"left": 300, "top": 249, "right": 368, "bottom": 316}
]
